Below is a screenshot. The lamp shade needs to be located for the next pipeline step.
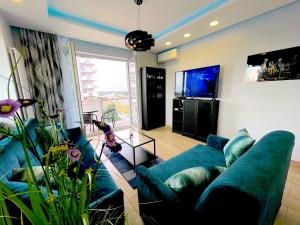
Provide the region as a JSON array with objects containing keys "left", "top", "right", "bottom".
[{"left": 125, "top": 30, "right": 155, "bottom": 51}]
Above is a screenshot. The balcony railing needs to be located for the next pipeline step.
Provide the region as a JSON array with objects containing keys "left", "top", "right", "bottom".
[{"left": 82, "top": 96, "right": 131, "bottom": 131}]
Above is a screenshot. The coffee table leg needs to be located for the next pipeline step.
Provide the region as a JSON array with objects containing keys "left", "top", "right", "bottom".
[
  {"left": 133, "top": 146, "right": 136, "bottom": 168},
  {"left": 154, "top": 140, "right": 156, "bottom": 157}
]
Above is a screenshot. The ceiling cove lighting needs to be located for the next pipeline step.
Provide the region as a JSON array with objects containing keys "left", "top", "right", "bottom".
[
  {"left": 125, "top": 0, "right": 155, "bottom": 51},
  {"left": 210, "top": 21, "right": 219, "bottom": 27},
  {"left": 184, "top": 33, "right": 191, "bottom": 38},
  {"left": 165, "top": 42, "right": 172, "bottom": 46},
  {"left": 12, "top": 0, "right": 22, "bottom": 3}
]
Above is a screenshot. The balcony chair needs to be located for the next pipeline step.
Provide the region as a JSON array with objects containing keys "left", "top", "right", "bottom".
[{"left": 101, "top": 108, "right": 116, "bottom": 128}]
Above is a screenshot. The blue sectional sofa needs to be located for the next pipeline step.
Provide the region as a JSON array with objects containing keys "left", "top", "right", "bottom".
[
  {"left": 136, "top": 131, "right": 295, "bottom": 225},
  {"left": 0, "top": 119, "right": 124, "bottom": 223}
]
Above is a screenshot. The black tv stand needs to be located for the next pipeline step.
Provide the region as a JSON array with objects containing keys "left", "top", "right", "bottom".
[{"left": 172, "top": 98, "right": 219, "bottom": 142}]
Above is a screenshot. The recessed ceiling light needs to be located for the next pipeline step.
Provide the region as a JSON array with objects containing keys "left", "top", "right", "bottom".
[
  {"left": 184, "top": 33, "right": 191, "bottom": 38},
  {"left": 12, "top": 0, "right": 22, "bottom": 3},
  {"left": 210, "top": 21, "right": 219, "bottom": 27},
  {"left": 165, "top": 42, "right": 172, "bottom": 46}
]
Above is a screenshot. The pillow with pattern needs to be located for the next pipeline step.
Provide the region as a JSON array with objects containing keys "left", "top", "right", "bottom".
[
  {"left": 164, "top": 166, "right": 226, "bottom": 196},
  {"left": 223, "top": 128, "right": 255, "bottom": 167},
  {"left": 11, "top": 166, "right": 46, "bottom": 184},
  {"left": 11, "top": 166, "right": 55, "bottom": 185}
]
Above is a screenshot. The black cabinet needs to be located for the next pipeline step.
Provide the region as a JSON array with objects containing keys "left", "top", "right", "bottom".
[
  {"left": 141, "top": 67, "right": 166, "bottom": 130},
  {"left": 173, "top": 98, "right": 219, "bottom": 142},
  {"left": 183, "top": 100, "right": 198, "bottom": 138},
  {"left": 196, "top": 100, "right": 219, "bottom": 141},
  {"left": 172, "top": 99, "right": 184, "bottom": 133}
]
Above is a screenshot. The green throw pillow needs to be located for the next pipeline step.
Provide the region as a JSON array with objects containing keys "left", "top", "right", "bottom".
[
  {"left": 223, "top": 128, "right": 255, "bottom": 167},
  {"left": 164, "top": 166, "right": 225, "bottom": 195}
]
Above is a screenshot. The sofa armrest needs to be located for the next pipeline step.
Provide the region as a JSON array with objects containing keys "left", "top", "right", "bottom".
[
  {"left": 136, "top": 165, "right": 180, "bottom": 206},
  {"left": 207, "top": 134, "right": 229, "bottom": 151},
  {"left": 89, "top": 189, "right": 123, "bottom": 209},
  {"left": 136, "top": 166, "right": 185, "bottom": 224},
  {"left": 89, "top": 189, "right": 124, "bottom": 224}
]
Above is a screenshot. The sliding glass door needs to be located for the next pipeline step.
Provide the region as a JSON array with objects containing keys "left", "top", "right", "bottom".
[{"left": 76, "top": 54, "right": 131, "bottom": 136}]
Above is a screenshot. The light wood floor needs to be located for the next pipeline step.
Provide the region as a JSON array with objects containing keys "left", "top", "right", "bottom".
[{"left": 91, "top": 127, "right": 300, "bottom": 225}]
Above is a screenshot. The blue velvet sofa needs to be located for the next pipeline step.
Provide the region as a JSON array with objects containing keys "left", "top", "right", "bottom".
[
  {"left": 136, "top": 131, "right": 295, "bottom": 225},
  {"left": 0, "top": 119, "right": 124, "bottom": 223}
]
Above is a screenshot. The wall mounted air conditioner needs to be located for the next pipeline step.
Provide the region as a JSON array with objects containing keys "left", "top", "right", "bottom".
[{"left": 157, "top": 48, "right": 180, "bottom": 63}]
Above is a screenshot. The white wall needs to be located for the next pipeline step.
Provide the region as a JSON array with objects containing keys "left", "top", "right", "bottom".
[
  {"left": 136, "top": 52, "right": 158, "bottom": 69},
  {"left": 74, "top": 39, "right": 132, "bottom": 60},
  {"left": 161, "top": 2, "right": 300, "bottom": 162},
  {"left": 0, "top": 13, "right": 15, "bottom": 99}
]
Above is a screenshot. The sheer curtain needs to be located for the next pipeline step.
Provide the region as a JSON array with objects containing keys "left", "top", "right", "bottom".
[
  {"left": 128, "top": 52, "right": 142, "bottom": 131},
  {"left": 57, "top": 37, "right": 83, "bottom": 130}
]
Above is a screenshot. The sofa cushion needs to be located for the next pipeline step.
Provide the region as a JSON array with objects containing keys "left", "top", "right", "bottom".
[
  {"left": 223, "top": 129, "right": 255, "bottom": 167},
  {"left": 0, "top": 138, "right": 22, "bottom": 180},
  {"left": 207, "top": 134, "right": 229, "bottom": 151},
  {"left": 150, "top": 144, "right": 226, "bottom": 182}
]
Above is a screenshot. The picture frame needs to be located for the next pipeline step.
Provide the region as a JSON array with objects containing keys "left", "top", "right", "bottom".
[{"left": 245, "top": 46, "right": 300, "bottom": 82}]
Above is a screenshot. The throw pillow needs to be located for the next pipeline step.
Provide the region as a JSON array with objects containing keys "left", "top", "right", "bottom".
[
  {"left": 164, "top": 166, "right": 224, "bottom": 196},
  {"left": 11, "top": 166, "right": 46, "bottom": 184},
  {"left": 223, "top": 128, "right": 255, "bottom": 167}
]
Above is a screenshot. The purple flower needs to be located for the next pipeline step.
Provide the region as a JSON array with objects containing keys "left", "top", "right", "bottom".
[
  {"left": 92, "top": 120, "right": 122, "bottom": 152},
  {"left": 92, "top": 120, "right": 110, "bottom": 133},
  {"left": 104, "top": 127, "right": 116, "bottom": 147},
  {"left": 67, "top": 148, "right": 81, "bottom": 161},
  {"left": 67, "top": 161, "right": 86, "bottom": 180},
  {"left": 0, "top": 99, "right": 21, "bottom": 118},
  {"left": 18, "top": 99, "right": 37, "bottom": 108},
  {"left": 109, "top": 142, "right": 122, "bottom": 153}
]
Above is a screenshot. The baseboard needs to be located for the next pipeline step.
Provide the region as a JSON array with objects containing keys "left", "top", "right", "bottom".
[
  {"left": 165, "top": 124, "right": 172, "bottom": 128},
  {"left": 291, "top": 160, "right": 300, "bottom": 167}
]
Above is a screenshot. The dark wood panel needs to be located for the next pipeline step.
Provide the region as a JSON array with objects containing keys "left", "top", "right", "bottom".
[
  {"left": 141, "top": 67, "right": 166, "bottom": 130},
  {"left": 183, "top": 100, "right": 198, "bottom": 137},
  {"left": 172, "top": 98, "right": 219, "bottom": 142}
]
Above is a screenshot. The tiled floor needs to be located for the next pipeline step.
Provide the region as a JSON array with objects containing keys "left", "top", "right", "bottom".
[{"left": 91, "top": 127, "right": 300, "bottom": 225}]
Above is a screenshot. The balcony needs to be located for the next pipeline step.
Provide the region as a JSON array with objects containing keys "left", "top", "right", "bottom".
[
  {"left": 82, "top": 96, "right": 131, "bottom": 137},
  {"left": 79, "top": 67, "right": 97, "bottom": 73}
]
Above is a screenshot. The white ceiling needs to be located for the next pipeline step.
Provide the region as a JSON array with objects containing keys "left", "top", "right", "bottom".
[{"left": 0, "top": 0, "right": 296, "bottom": 52}]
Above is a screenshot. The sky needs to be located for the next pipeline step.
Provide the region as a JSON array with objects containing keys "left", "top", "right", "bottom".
[
  {"left": 95, "top": 59, "right": 128, "bottom": 92},
  {"left": 77, "top": 56, "right": 128, "bottom": 93}
]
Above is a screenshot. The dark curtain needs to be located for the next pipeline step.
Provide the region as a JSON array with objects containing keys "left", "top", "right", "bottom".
[{"left": 20, "top": 28, "right": 64, "bottom": 119}]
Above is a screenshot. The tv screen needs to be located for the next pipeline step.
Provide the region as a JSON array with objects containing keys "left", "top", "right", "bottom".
[{"left": 175, "top": 65, "right": 220, "bottom": 98}]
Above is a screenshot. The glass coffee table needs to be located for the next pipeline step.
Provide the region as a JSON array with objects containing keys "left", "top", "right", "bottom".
[{"left": 114, "top": 129, "right": 156, "bottom": 168}]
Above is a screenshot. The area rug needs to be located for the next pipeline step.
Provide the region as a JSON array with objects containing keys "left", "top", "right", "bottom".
[{"left": 103, "top": 148, "right": 164, "bottom": 189}]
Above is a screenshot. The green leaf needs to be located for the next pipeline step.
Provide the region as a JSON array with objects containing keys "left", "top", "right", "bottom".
[
  {"left": 27, "top": 182, "right": 48, "bottom": 225},
  {"left": 79, "top": 175, "right": 88, "bottom": 215},
  {"left": 0, "top": 182, "right": 40, "bottom": 225}
]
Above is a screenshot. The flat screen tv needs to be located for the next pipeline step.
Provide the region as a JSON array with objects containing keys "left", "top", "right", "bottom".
[{"left": 175, "top": 65, "right": 220, "bottom": 98}]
